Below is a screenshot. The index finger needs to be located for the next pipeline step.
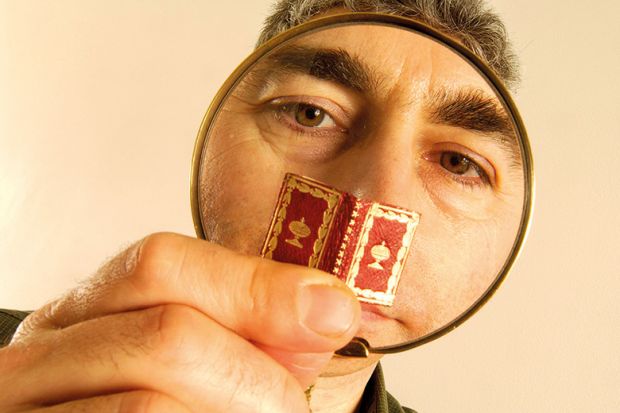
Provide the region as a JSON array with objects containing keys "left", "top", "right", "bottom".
[{"left": 26, "top": 233, "right": 361, "bottom": 353}]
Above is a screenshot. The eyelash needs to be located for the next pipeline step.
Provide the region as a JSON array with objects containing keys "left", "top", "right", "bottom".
[
  {"left": 267, "top": 98, "right": 347, "bottom": 137},
  {"left": 424, "top": 150, "right": 494, "bottom": 190},
  {"left": 451, "top": 161, "right": 490, "bottom": 189}
]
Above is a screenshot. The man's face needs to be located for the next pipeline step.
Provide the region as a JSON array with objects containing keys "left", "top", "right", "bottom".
[{"left": 198, "top": 23, "right": 524, "bottom": 371}]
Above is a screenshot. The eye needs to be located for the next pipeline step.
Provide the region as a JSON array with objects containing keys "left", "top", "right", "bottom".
[
  {"left": 282, "top": 103, "right": 336, "bottom": 128},
  {"left": 440, "top": 152, "right": 480, "bottom": 176},
  {"left": 256, "top": 96, "right": 351, "bottom": 162},
  {"left": 424, "top": 147, "right": 494, "bottom": 189}
]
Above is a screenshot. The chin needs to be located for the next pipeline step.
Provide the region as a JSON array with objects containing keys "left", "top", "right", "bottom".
[{"left": 356, "top": 307, "right": 420, "bottom": 348}]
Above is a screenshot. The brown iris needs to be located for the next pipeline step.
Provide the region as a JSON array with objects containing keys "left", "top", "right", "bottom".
[
  {"left": 440, "top": 152, "right": 473, "bottom": 175},
  {"left": 294, "top": 104, "right": 325, "bottom": 127}
]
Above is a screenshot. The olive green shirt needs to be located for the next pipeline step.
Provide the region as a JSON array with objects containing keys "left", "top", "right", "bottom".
[{"left": 0, "top": 309, "right": 415, "bottom": 412}]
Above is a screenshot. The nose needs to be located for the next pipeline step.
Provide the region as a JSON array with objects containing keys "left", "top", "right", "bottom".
[{"left": 329, "top": 110, "right": 422, "bottom": 209}]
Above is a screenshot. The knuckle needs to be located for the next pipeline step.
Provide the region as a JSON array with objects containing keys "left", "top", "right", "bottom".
[
  {"left": 144, "top": 305, "right": 204, "bottom": 366},
  {"left": 129, "top": 232, "right": 188, "bottom": 287},
  {"left": 245, "top": 259, "right": 288, "bottom": 328},
  {"left": 134, "top": 232, "right": 174, "bottom": 270},
  {"left": 247, "top": 260, "right": 269, "bottom": 317}
]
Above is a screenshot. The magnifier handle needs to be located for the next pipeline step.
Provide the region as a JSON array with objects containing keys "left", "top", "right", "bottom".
[{"left": 334, "top": 337, "right": 371, "bottom": 358}]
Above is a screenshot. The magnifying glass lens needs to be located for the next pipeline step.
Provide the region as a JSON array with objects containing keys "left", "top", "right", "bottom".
[{"left": 193, "top": 16, "right": 531, "bottom": 352}]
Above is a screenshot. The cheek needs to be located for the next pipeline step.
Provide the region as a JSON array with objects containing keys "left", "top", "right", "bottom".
[
  {"left": 199, "top": 114, "right": 286, "bottom": 255},
  {"left": 395, "top": 211, "right": 507, "bottom": 335}
]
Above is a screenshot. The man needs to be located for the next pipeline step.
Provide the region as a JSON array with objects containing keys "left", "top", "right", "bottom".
[{"left": 0, "top": 1, "right": 520, "bottom": 412}]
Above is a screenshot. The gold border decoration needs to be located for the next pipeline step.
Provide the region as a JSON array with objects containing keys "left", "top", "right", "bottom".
[
  {"left": 346, "top": 204, "right": 420, "bottom": 306},
  {"left": 260, "top": 175, "right": 295, "bottom": 259},
  {"left": 260, "top": 174, "right": 341, "bottom": 268}
]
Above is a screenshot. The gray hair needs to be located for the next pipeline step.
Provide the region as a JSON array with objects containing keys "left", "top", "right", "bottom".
[{"left": 257, "top": 0, "right": 520, "bottom": 90}]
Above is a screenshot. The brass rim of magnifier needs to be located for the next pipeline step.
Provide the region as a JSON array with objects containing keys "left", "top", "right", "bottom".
[{"left": 190, "top": 12, "right": 535, "bottom": 354}]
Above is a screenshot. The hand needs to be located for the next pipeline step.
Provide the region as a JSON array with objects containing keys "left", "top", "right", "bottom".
[{"left": 0, "top": 233, "right": 360, "bottom": 412}]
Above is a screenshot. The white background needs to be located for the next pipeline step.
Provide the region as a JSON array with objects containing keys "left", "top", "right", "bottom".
[{"left": 1, "top": 1, "right": 618, "bottom": 411}]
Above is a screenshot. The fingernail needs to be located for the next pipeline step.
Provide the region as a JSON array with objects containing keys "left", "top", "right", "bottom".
[{"left": 298, "top": 284, "right": 356, "bottom": 337}]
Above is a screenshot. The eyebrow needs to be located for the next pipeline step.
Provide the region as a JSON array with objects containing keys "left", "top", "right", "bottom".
[
  {"left": 262, "top": 45, "right": 376, "bottom": 93},
  {"left": 259, "top": 45, "right": 521, "bottom": 163},
  {"left": 425, "top": 88, "right": 522, "bottom": 164}
]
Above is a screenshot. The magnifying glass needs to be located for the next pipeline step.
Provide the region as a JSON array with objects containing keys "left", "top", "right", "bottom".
[{"left": 190, "top": 13, "right": 533, "bottom": 357}]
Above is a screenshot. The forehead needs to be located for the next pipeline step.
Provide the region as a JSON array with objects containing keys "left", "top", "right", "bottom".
[{"left": 284, "top": 24, "right": 496, "bottom": 98}]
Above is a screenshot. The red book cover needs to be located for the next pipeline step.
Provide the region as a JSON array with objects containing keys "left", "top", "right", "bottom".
[
  {"left": 261, "top": 173, "right": 420, "bottom": 306},
  {"left": 261, "top": 174, "right": 343, "bottom": 268}
]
